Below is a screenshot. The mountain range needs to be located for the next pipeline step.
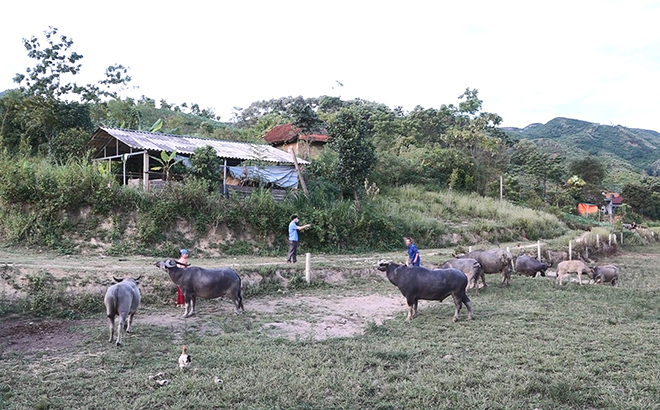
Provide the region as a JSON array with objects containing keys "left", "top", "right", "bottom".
[{"left": 503, "top": 117, "right": 660, "bottom": 188}]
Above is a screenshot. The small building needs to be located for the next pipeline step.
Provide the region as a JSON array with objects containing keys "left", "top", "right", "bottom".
[
  {"left": 262, "top": 124, "right": 328, "bottom": 159},
  {"left": 88, "top": 127, "right": 309, "bottom": 195},
  {"left": 603, "top": 192, "right": 624, "bottom": 215}
]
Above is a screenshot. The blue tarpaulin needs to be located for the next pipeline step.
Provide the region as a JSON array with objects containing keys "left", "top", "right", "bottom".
[{"left": 229, "top": 166, "right": 299, "bottom": 189}]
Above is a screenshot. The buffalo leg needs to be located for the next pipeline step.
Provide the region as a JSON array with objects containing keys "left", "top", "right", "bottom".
[
  {"left": 107, "top": 315, "right": 115, "bottom": 343},
  {"left": 463, "top": 294, "right": 474, "bottom": 320},
  {"left": 451, "top": 294, "right": 462, "bottom": 322},
  {"left": 116, "top": 313, "right": 127, "bottom": 346},
  {"left": 182, "top": 296, "right": 190, "bottom": 318},
  {"left": 405, "top": 297, "right": 416, "bottom": 321},
  {"left": 127, "top": 312, "right": 135, "bottom": 334},
  {"left": 412, "top": 301, "right": 418, "bottom": 319},
  {"left": 190, "top": 296, "right": 197, "bottom": 316}
]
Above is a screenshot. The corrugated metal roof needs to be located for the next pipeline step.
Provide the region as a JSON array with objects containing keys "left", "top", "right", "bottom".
[{"left": 91, "top": 127, "right": 309, "bottom": 164}]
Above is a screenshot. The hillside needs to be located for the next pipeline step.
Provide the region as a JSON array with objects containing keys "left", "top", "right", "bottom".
[{"left": 504, "top": 117, "right": 660, "bottom": 176}]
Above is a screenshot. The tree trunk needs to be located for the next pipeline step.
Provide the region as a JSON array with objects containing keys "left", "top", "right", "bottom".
[{"left": 353, "top": 188, "right": 362, "bottom": 213}]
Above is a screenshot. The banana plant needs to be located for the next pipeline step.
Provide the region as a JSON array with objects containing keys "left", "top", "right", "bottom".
[{"left": 150, "top": 150, "right": 182, "bottom": 181}]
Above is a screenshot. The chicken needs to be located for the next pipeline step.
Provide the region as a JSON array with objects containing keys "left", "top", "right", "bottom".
[{"left": 178, "top": 345, "right": 191, "bottom": 370}]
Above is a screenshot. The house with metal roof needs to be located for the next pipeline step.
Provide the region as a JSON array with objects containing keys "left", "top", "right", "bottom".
[
  {"left": 262, "top": 124, "right": 328, "bottom": 160},
  {"left": 88, "top": 127, "right": 309, "bottom": 193}
]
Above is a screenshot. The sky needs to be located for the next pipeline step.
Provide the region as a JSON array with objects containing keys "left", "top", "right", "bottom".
[{"left": 2, "top": 0, "right": 660, "bottom": 130}]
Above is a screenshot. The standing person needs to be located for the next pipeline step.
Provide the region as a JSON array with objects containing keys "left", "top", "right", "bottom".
[
  {"left": 175, "top": 249, "right": 189, "bottom": 307},
  {"left": 404, "top": 237, "right": 421, "bottom": 267},
  {"left": 287, "top": 215, "right": 311, "bottom": 263}
]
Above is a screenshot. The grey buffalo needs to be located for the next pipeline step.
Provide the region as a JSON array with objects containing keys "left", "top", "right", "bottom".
[
  {"left": 156, "top": 259, "right": 244, "bottom": 318},
  {"left": 515, "top": 255, "right": 548, "bottom": 277},
  {"left": 377, "top": 262, "right": 474, "bottom": 322},
  {"left": 556, "top": 260, "right": 593, "bottom": 285},
  {"left": 456, "top": 249, "right": 513, "bottom": 287},
  {"left": 104, "top": 276, "right": 141, "bottom": 346},
  {"left": 590, "top": 264, "right": 619, "bottom": 286},
  {"left": 441, "top": 258, "right": 484, "bottom": 292}
]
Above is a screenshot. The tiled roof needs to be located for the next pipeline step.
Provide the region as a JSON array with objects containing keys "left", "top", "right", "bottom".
[{"left": 263, "top": 124, "right": 328, "bottom": 145}]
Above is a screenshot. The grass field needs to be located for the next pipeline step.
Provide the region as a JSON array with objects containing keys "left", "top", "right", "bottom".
[{"left": 1, "top": 245, "right": 660, "bottom": 409}]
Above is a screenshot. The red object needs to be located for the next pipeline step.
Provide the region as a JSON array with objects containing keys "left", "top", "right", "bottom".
[
  {"left": 578, "top": 203, "right": 599, "bottom": 216},
  {"left": 262, "top": 124, "right": 328, "bottom": 145},
  {"left": 177, "top": 286, "right": 185, "bottom": 305}
]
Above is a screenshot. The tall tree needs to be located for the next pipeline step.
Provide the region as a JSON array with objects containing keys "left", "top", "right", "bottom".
[
  {"left": 6, "top": 27, "right": 131, "bottom": 155},
  {"left": 570, "top": 156, "right": 605, "bottom": 186},
  {"left": 327, "top": 107, "right": 377, "bottom": 212}
]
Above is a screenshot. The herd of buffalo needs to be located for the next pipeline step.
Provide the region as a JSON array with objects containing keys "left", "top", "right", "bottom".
[{"left": 103, "top": 248, "right": 619, "bottom": 345}]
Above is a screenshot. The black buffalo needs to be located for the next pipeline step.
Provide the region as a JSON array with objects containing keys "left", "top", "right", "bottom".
[
  {"left": 515, "top": 255, "right": 548, "bottom": 277},
  {"left": 156, "top": 259, "right": 244, "bottom": 318},
  {"left": 377, "top": 262, "right": 474, "bottom": 322}
]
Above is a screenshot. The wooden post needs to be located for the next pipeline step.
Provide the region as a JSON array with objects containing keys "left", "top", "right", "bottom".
[
  {"left": 537, "top": 240, "right": 541, "bottom": 260},
  {"left": 506, "top": 246, "right": 510, "bottom": 253},
  {"left": 500, "top": 175, "right": 503, "bottom": 201},
  {"left": 142, "top": 151, "right": 149, "bottom": 190},
  {"left": 222, "top": 159, "right": 228, "bottom": 196},
  {"left": 596, "top": 234, "right": 600, "bottom": 249},
  {"left": 613, "top": 234, "right": 617, "bottom": 244},
  {"left": 609, "top": 234, "right": 612, "bottom": 246},
  {"left": 468, "top": 246, "right": 472, "bottom": 253},
  {"left": 122, "top": 154, "right": 127, "bottom": 186},
  {"left": 569, "top": 240, "right": 572, "bottom": 260},
  {"left": 305, "top": 253, "right": 311, "bottom": 284},
  {"left": 585, "top": 244, "right": 589, "bottom": 260},
  {"left": 620, "top": 232, "right": 623, "bottom": 246},
  {"left": 289, "top": 148, "right": 308, "bottom": 197}
]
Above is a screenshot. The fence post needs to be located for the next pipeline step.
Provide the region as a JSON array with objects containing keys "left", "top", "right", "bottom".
[
  {"left": 585, "top": 244, "right": 589, "bottom": 260},
  {"left": 609, "top": 234, "right": 611, "bottom": 246},
  {"left": 500, "top": 175, "right": 503, "bottom": 201},
  {"left": 537, "top": 240, "right": 541, "bottom": 260},
  {"left": 596, "top": 234, "right": 600, "bottom": 249},
  {"left": 621, "top": 232, "right": 623, "bottom": 246},
  {"left": 468, "top": 246, "right": 472, "bottom": 253},
  {"left": 569, "top": 240, "right": 572, "bottom": 260},
  {"left": 305, "top": 253, "right": 311, "bottom": 283}
]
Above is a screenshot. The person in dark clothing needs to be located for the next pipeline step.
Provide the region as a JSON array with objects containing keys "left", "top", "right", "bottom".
[
  {"left": 287, "top": 214, "right": 311, "bottom": 263},
  {"left": 404, "top": 237, "right": 421, "bottom": 267}
]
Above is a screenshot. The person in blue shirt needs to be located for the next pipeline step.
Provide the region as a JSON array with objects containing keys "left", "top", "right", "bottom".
[
  {"left": 405, "top": 237, "right": 421, "bottom": 267},
  {"left": 287, "top": 214, "right": 311, "bottom": 263}
]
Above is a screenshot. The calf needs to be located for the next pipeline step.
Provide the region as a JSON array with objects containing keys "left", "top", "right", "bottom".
[
  {"left": 515, "top": 255, "right": 548, "bottom": 277},
  {"left": 377, "top": 262, "right": 474, "bottom": 322},
  {"left": 556, "top": 260, "right": 593, "bottom": 285},
  {"left": 104, "top": 276, "right": 141, "bottom": 346},
  {"left": 155, "top": 259, "right": 244, "bottom": 318},
  {"left": 590, "top": 264, "right": 619, "bottom": 286},
  {"left": 441, "top": 258, "right": 484, "bottom": 292}
]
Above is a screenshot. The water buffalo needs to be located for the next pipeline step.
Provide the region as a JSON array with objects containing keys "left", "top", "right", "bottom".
[
  {"left": 156, "top": 259, "right": 244, "bottom": 318},
  {"left": 441, "top": 258, "right": 484, "bottom": 292},
  {"left": 590, "top": 264, "right": 619, "bottom": 286},
  {"left": 456, "top": 249, "right": 512, "bottom": 287},
  {"left": 104, "top": 276, "right": 141, "bottom": 346},
  {"left": 556, "top": 260, "right": 593, "bottom": 285},
  {"left": 544, "top": 250, "right": 568, "bottom": 267},
  {"left": 515, "top": 255, "right": 548, "bottom": 277},
  {"left": 377, "top": 262, "right": 474, "bottom": 322}
]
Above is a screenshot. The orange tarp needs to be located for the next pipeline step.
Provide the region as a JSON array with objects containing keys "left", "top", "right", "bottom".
[{"left": 578, "top": 203, "right": 599, "bottom": 216}]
